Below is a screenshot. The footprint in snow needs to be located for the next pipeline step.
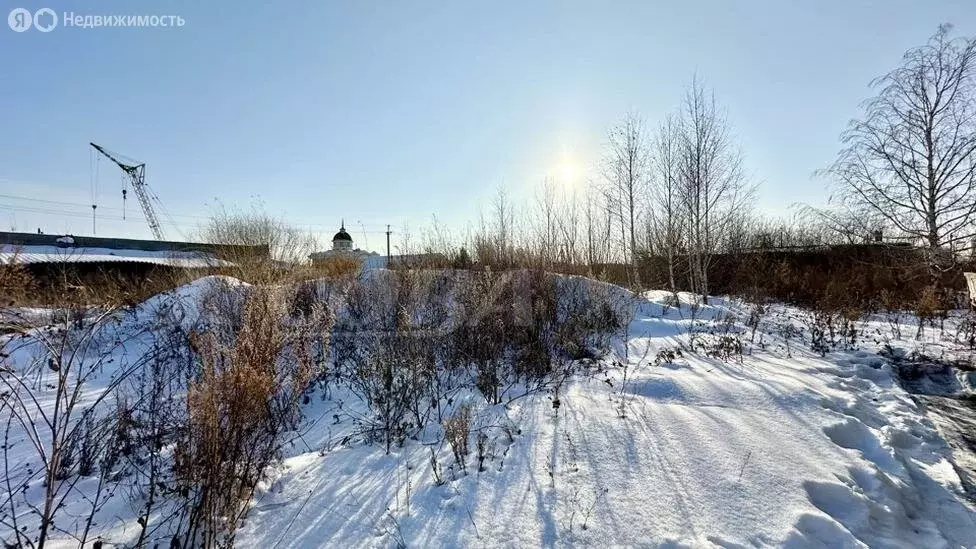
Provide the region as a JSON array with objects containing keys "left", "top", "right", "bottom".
[{"left": 823, "top": 418, "right": 900, "bottom": 473}]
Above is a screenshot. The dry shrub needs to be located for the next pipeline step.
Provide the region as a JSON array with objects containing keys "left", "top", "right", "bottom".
[
  {"left": 914, "top": 284, "right": 947, "bottom": 338},
  {"left": 915, "top": 284, "right": 941, "bottom": 318},
  {"left": 351, "top": 331, "right": 434, "bottom": 453},
  {"left": 174, "top": 286, "right": 326, "bottom": 547},
  {"left": 637, "top": 244, "right": 964, "bottom": 311},
  {"left": 806, "top": 303, "right": 864, "bottom": 356},
  {"left": 448, "top": 269, "right": 621, "bottom": 403},
  {"left": 0, "top": 286, "right": 157, "bottom": 548},
  {"left": 332, "top": 269, "right": 623, "bottom": 452},
  {"left": 308, "top": 256, "right": 361, "bottom": 279},
  {"left": 5, "top": 259, "right": 199, "bottom": 309},
  {"left": 338, "top": 270, "right": 444, "bottom": 452},
  {"left": 85, "top": 266, "right": 197, "bottom": 308},
  {"left": 444, "top": 405, "right": 472, "bottom": 472}
]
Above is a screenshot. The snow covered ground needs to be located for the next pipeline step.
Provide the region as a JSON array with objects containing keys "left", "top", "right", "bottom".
[
  {"left": 234, "top": 292, "right": 976, "bottom": 548},
  {"left": 3, "top": 278, "right": 976, "bottom": 548}
]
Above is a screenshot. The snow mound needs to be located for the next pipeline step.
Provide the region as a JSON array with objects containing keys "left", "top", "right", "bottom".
[{"left": 136, "top": 274, "right": 250, "bottom": 331}]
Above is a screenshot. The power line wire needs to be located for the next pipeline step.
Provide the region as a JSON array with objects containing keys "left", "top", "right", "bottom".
[{"left": 0, "top": 200, "right": 399, "bottom": 234}]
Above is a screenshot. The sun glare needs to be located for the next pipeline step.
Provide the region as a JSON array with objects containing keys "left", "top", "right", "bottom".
[{"left": 550, "top": 148, "right": 583, "bottom": 188}]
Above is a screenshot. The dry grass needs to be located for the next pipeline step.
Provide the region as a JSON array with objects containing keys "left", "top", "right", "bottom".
[
  {"left": 0, "top": 263, "right": 35, "bottom": 307},
  {"left": 301, "top": 256, "right": 362, "bottom": 280}
]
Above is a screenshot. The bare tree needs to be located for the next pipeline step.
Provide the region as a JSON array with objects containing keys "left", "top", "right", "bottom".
[
  {"left": 827, "top": 24, "right": 976, "bottom": 253},
  {"left": 799, "top": 202, "right": 886, "bottom": 245},
  {"left": 556, "top": 188, "right": 582, "bottom": 265},
  {"left": 534, "top": 179, "right": 559, "bottom": 266},
  {"left": 677, "top": 77, "right": 753, "bottom": 303},
  {"left": 583, "top": 184, "right": 608, "bottom": 270},
  {"left": 603, "top": 113, "right": 650, "bottom": 284},
  {"left": 594, "top": 187, "right": 616, "bottom": 267},
  {"left": 198, "top": 203, "right": 319, "bottom": 282},
  {"left": 475, "top": 187, "right": 519, "bottom": 268},
  {"left": 649, "top": 114, "right": 685, "bottom": 293}
]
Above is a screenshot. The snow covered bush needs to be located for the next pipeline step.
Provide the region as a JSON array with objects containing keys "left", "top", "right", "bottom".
[
  {"left": 653, "top": 347, "right": 682, "bottom": 366},
  {"left": 337, "top": 271, "right": 444, "bottom": 452},
  {"left": 702, "top": 335, "right": 744, "bottom": 363}
]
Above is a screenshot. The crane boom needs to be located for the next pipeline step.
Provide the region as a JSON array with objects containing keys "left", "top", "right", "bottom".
[{"left": 89, "top": 142, "right": 166, "bottom": 240}]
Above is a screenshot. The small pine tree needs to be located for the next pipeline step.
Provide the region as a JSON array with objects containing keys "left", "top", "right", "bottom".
[{"left": 454, "top": 247, "right": 472, "bottom": 269}]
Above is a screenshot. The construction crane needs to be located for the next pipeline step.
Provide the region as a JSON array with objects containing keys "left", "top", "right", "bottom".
[{"left": 89, "top": 142, "right": 166, "bottom": 240}]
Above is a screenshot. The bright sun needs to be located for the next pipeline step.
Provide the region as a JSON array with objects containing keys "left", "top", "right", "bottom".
[
  {"left": 550, "top": 152, "right": 583, "bottom": 188},
  {"left": 553, "top": 160, "right": 579, "bottom": 185}
]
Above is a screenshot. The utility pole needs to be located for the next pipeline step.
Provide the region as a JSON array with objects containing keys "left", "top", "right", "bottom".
[
  {"left": 91, "top": 204, "right": 97, "bottom": 235},
  {"left": 386, "top": 224, "right": 392, "bottom": 264}
]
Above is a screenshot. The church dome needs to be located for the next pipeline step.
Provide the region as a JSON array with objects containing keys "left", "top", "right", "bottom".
[{"left": 332, "top": 227, "right": 353, "bottom": 242}]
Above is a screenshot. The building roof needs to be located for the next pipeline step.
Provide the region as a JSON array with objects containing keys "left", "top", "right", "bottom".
[
  {"left": 0, "top": 244, "right": 233, "bottom": 268},
  {"left": 332, "top": 227, "right": 353, "bottom": 242},
  {"left": 0, "top": 231, "right": 262, "bottom": 269},
  {"left": 0, "top": 231, "right": 267, "bottom": 256},
  {"left": 309, "top": 248, "right": 375, "bottom": 261}
]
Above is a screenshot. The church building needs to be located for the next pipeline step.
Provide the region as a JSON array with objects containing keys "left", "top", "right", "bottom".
[{"left": 309, "top": 221, "right": 378, "bottom": 265}]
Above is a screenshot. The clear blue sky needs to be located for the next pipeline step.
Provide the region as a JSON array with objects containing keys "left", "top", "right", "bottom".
[{"left": 2, "top": 0, "right": 974, "bottom": 251}]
